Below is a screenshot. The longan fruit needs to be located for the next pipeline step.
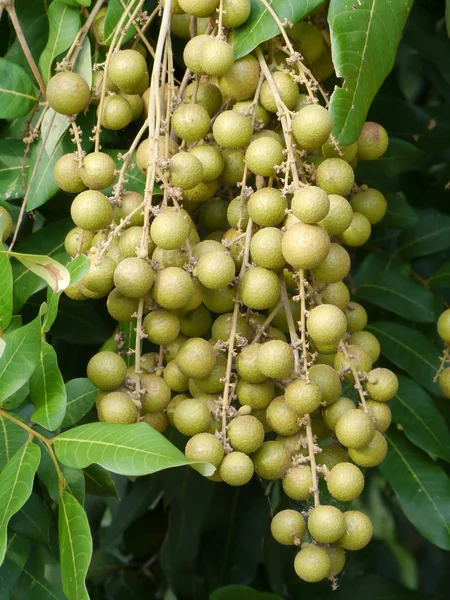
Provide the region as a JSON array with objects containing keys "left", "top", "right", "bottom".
[
  {"left": 266, "top": 396, "right": 301, "bottom": 436},
  {"left": 319, "top": 193, "right": 353, "bottom": 235},
  {"left": 291, "top": 186, "right": 330, "bottom": 224},
  {"left": 350, "top": 187, "right": 387, "bottom": 224},
  {"left": 252, "top": 441, "right": 291, "bottom": 480},
  {"left": 321, "top": 282, "right": 350, "bottom": 312},
  {"left": 236, "top": 379, "right": 274, "bottom": 410},
  {"left": 316, "top": 158, "right": 355, "bottom": 196},
  {"left": 183, "top": 35, "right": 209, "bottom": 74},
  {"left": 348, "top": 430, "right": 387, "bottom": 467},
  {"left": 285, "top": 379, "right": 322, "bottom": 416},
  {"left": 143, "top": 308, "right": 180, "bottom": 345},
  {"left": 437, "top": 309, "right": 450, "bottom": 343},
  {"left": 54, "top": 153, "right": 86, "bottom": 193},
  {"left": 309, "top": 364, "right": 342, "bottom": 406},
  {"left": 219, "top": 54, "right": 260, "bottom": 101},
  {"left": 365, "top": 400, "right": 392, "bottom": 433},
  {"left": 150, "top": 210, "right": 189, "bottom": 250},
  {"left": 183, "top": 81, "right": 223, "bottom": 117},
  {"left": 245, "top": 137, "right": 284, "bottom": 177},
  {"left": 271, "top": 509, "right": 306, "bottom": 545},
  {"left": 294, "top": 544, "right": 331, "bottom": 583},
  {"left": 227, "top": 197, "right": 249, "bottom": 230},
  {"left": 281, "top": 222, "right": 330, "bottom": 270},
  {"left": 307, "top": 505, "right": 346, "bottom": 544},
  {"left": 172, "top": 103, "right": 210, "bottom": 142},
  {"left": 221, "top": 148, "right": 246, "bottom": 184},
  {"left": 196, "top": 252, "right": 236, "bottom": 290},
  {"left": 310, "top": 243, "right": 351, "bottom": 284},
  {"left": 247, "top": 188, "right": 287, "bottom": 227},
  {"left": 322, "top": 396, "right": 355, "bottom": 430},
  {"left": 233, "top": 100, "right": 270, "bottom": 127},
  {"left": 282, "top": 465, "right": 313, "bottom": 501},
  {"left": 163, "top": 360, "right": 189, "bottom": 392},
  {"left": 307, "top": 304, "right": 347, "bottom": 347},
  {"left": 288, "top": 21, "right": 325, "bottom": 64},
  {"left": 292, "top": 104, "right": 332, "bottom": 150},
  {"left": 250, "top": 227, "right": 285, "bottom": 271},
  {"left": 174, "top": 398, "right": 211, "bottom": 436},
  {"left": 327, "top": 462, "right": 365, "bottom": 502},
  {"left": 97, "top": 391, "right": 137, "bottom": 424},
  {"left": 142, "top": 412, "right": 168, "bottom": 433},
  {"left": 190, "top": 145, "right": 224, "bottom": 182},
  {"left": 47, "top": 72, "right": 90, "bottom": 115},
  {"left": 222, "top": 0, "right": 251, "bottom": 27},
  {"left": 170, "top": 152, "right": 204, "bottom": 189},
  {"left": 334, "top": 345, "right": 373, "bottom": 380},
  {"left": 87, "top": 351, "right": 127, "bottom": 391},
  {"left": 64, "top": 227, "right": 94, "bottom": 257},
  {"left": 337, "top": 510, "right": 373, "bottom": 550},
  {"left": 345, "top": 302, "right": 368, "bottom": 333},
  {"left": 108, "top": 49, "right": 149, "bottom": 94},
  {"left": 80, "top": 152, "right": 116, "bottom": 190},
  {"left": 357, "top": 122, "right": 389, "bottom": 161},
  {"left": 228, "top": 415, "right": 265, "bottom": 454},
  {"left": 365, "top": 368, "right": 399, "bottom": 402},
  {"left": 348, "top": 331, "right": 380, "bottom": 363},
  {"left": 114, "top": 191, "right": 145, "bottom": 227},
  {"left": 339, "top": 212, "right": 371, "bottom": 247},
  {"left": 239, "top": 267, "right": 281, "bottom": 310},
  {"left": 176, "top": 337, "right": 216, "bottom": 380},
  {"left": 260, "top": 71, "right": 299, "bottom": 112},
  {"left": 219, "top": 452, "right": 254, "bottom": 486},
  {"left": 200, "top": 38, "right": 235, "bottom": 77},
  {"left": 335, "top": 409, "right": 375, "bottom": 449},
  {"left": 141, "top": 374, "right": 171, "bottom": 413},
  {"left": 71, "top": 190, "right": 112, "bottom": 231},
  {"left": 152, "top": 267, "right": 194, "bottom": 310},
  {"left": 236, "top": 344, "right": 267, "bottom": 384},
  {"left": 82, "top": 255, "right": 115, "bottom": 295},
  {"left": 99, "top": 94, "right": 133, "bottom": 130},
  {"left": 185, "top": 432, "right": 224, "bottom": 468},
  {"left": 211, "top": 312, "right": 250, "bottom": 342},
  {"left": 439, "top": 367, "right": 450, "bottom": 398},
  {"left": 213, "top": 110, "right": 253, "bottom": 149},
  {"left": 106, "top": 288, "right": 140, "bottom": 323},
  {"left": 202, "top": 285, "right": 236, "bottom": 314},
  {"left": 113, "top": 257, "right": 155, "bottom": 298}
]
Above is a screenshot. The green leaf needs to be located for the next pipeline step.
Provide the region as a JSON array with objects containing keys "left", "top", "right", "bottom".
[
  {"left": 0, "top": 58, "right": 37, "bottom": 119},
  {"left": 0, "top": 533, "right": 30, "bottom": 597},
  {"left": 0, "top": 254, "right": 13, "bottom": 330},
  {"left": 333, "top": 574, "right": 427, "bottom": 600},
  {"left": 53, "top": 422, "right": 216, "bottom": 477},
  {"left": 381, "top": 192, "right": 418, "bottom": 230},
  {"left": 5, "top": 250, "right": 71, "bottom": 293},
  {"left": 211, "top": 587, "right": 283, "bottom": 600},
  {"left": 328, "top": 0, "right": 414, "bottom": 144},
  {"left": 446, "top": 0, "right": 450, "bottom": 37},
  {"left": 39, "top": 1, "right": 81, "bottom": 84},
  {"left": 0, "top": 139, "right": 28, "bottom": 201},
  {"left": 0, "top": 414, "right": 28, "bottom": 470},
  {"left": 83, "top": 464, "right": 118, "bottom": 498},
  {"left": 366, "top": 321, "right": 443, "bottom": 397},
  {"left": 1, "top": 382, "right": 29, "bottom": 411},
  {"left": 61, "top": 377, "right": 97, "bottom": 428},
  {"left": 18, "top": 544, "right": 66, "bottom": 599},
  {"left": 355, "top": 138, "right": 424, "bottom": 180},
  {"left": 0, "top": 441, "right": 41, "bottom": 565},
  {"left": 233, "top": 0, "right": 324, "bottom": 59},
  {"left": 29, "top": 341, "right": 67, "bottom": 431},
  {"left": 38, "top": 445, "right": 85, "bottom": 506},
  {"left": 398, "top": 209, "right": 450, "bottom": 259},
  {"left": 74, "top": 36, "right": 93, "bottom": 88},
  {"left": 59, "top": 491, "right": 92, "bottom": 600},
  {"left": 429, "top": 261, "right": 450, "bottom": 290},
  {"left": 391, "top": 375, "right": 450, "bottom": 462},
  {"left": 0, "top": 314, "right": 41, "bottom": 403},
  {"left": 10, "top": 490, "right": 50, "bottom": 543},
  {"left": 380, "top": 429, "right": 450, "bottom": 551},
  {"left": 104, "top": 0, "right": 137, "bottom": 46}
]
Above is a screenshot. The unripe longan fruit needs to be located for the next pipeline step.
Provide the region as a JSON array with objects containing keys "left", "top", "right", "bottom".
[
  {"left": 321, "top": 282, "right": 350, "bottom": 312},
  {"left": 316, "top": 158, "right": 355, "bottom": 196},
  {"left": 327, "top": 462, "right": 365, "bottom": 502},
  {"left": 349, "top": 430, "right": 387, "bottom": 467},
  {"left": 257, "top": 340, "right": 294, "bottom": 380},
  {"left": 293, "top": 104, "right": 332, "bottom": 150},
  {"left": 260, "top": 72, "right": 299, "bottom": 113},
  {"left": 143, "top": 308, "right": 180, "bottom": 345},
  {"left": 311, "top": 243, "right": 350, "bottom": 284},
  {"left": 248, "top": 188, "right": 287, "bottom": 227},
  {"left": 82, "top": 255, "right": 115, "bottom": 295},
  {"left": 245, "top": 137, "right": 284, "bottom": 177},
  {"left": 282, "top": 465, "right": 312, "bottom": 500},
  {"left": 71, "top": 190, "right": 112, "bottom": 231},
  {"left": 271, "top": 509, "right": 306, "bottom": 545},
  {"left": 54, "top": 153, "right": 86, "bottom": 193},
  {"left": 190, "top": 145, "right": 224, "bottom": 182},
  {"left": 97, "top": 391, "right": 137, "bottom": 424},
  {"left": 345, "top": 302, "right": 368, "bottom": 333},
  {"left": 339, "top": 212, "right": 371, "bottom": 247},
  {"left": 335, "top": 409, "right": 375, "bottom": 449},
  {"left": 227, "top": 197, "right": 249, "bottom": 230},
  {"left": 170, "top": 152, "right": 204, "bottom": 190},
  {"left": 182, "top": 179, "right": 219, "bottom": 203},
  {"left": 357, "top": 122, "right": 389, "bottom": 161},
  {"left": 219, "top": 451, "right": 254, "bottom": 486},
  {"left": 337, "top": 510, "right": 373, "bottom": 550},
  {"left": 291, "top": 186, "right": 329, "bottom": 224},
  {"left": 164, "top": 360, "right": 189, "bottom": 392},
  {"left": 183, "top": 35, "right": 209, "bottom": 74},
  {"left": 350, "top": 187, "right": 387, "bottom": 224},
  {"left": 196, "top": 251, "right": 235, "bottom": 290},
  {"left": 222, "top": 0, "right": 251, "bottom": 27},
  {"left": 317, "top": 443, "right": 348, "bottom": 471},
  {"left": 236, "top": 344, "right": 267, "bottom": 383},
  {"left": 64, "top": 227, "right": 93, "bottom": 257},
  {"left": 309, "top": 364, "right": 341, "bottom": 406},
  {"left": 151, "top": 210, "right": 189, "bottom": 250},
  {"left": 174, "top": 398, "right": 211, "bottom": 436},
  {"left": 106, "top": 288, "right": 139, "bottom": 322},
  {"left": 221, "top": 148, "right": 246, "bottom": 184},
  {"left": 47, "top": 72, "right": 90, "bottom": 115},
  {"left": 348, "top": 331, "right": 380, "bottom": 363},
  {"left": 141, "top": 374, "right": 171, "bottom": 413},
  {"left": 365, "top": 400, "right": 392, "bottom": 433},
  {"left": 308, "top": 505, "right": 346, "bottom": 544},
  {"left": 152, "top": 267, "right": 194, "bottom": 310},
  {"left": 252, "top": 441, "right": 291, "bottom": 480},
  {"left": 142, "top": 412, "right": 168, "bottom": 433},
  {"left": 323, "top": 396, "right": 355, "bottom": 430},
  {"left": 108, "top": 49, "right": 149, "bottom": 94},
  {"left": 334, "top": 345, "right": 373, "bottom": 380},
  {"left": 172, "top": 103, "right": 210, "bottom": 142},
  {"left": 114, "top": 191, "right": 145, "bottom": 227},
  {"left": 213, "top": 110, "right": 253, "bottom": 149},
  {"left": 80, "top": 152, "right": 116, "bottom": 190},
  {"left": 122, "top": 92, "right": 143, "bottom": 120},
  {"left": 183, "top": 82, "right": 223, "bottom": 118},
  {"left": 87, "top": 351, "right": 127, "bottom": 390},
  {"left": 250, "top": 227, "right": 285, "bottom": 271},
  {"left": 228, "top": 415, "right": 265, "bottom": 454},
  {"left": 294, "top": 545, "right": 331, "bottom": 583},
  {"left": 239, "top": 267, "right": 281, "bottom": 310},
  {"left": 99, "top": 95, "right": 133, "bottom": 130},
  {"left": 439, "top": 367, "right": 450, "bottom": 398},
  {"left": 322, "top": 137, "right": 358, "bottom": 162},
  {"left": 365, "top": 368, "right": 399, "bottom": 402},
  {"left": 211, "top": 312, "right": 250, "bottom": 342},
  {"left": 218, "top": 54, "right": 260, "bottom": 101},
  {"left": 179, "top": 0, "right": 219, "bottom": 18},
  {"left": 114, "top": 257, "right": 155, "bottom": 298},
  {"left": 328, "top": 546, "right": 346, "bottom": 577},
  {"left": 307, "top": 304, "right": 347, "bottom": 347},
  {"left": 288, "top": 21, "right": 325, "bottom": 64},
  {"left": 176, "top": 338, "right": 216, "bottom": 380},
  {"left": 437, "top": 309, "right": 450, "bottom": 343},
  {"left": 185, "top": 432, "right": 224, "bottom": 468},
  {"left": 282, "top": 222, "right": 330, "bottom": 270},
  {"left": 319, "top": 193, "right": 353, "bottom": 235},
  {"left": 236, "top": 380, "right": 274, "bottom": 410},
  {"left": 192, "top": 240, "right": 226, "bottom": 259},
  {"left": 201, "top": 38, "right": 234, "bottom": 77},
  {"left": 266, "top": 396, "right": 300, "bottom": 436},
  {"left": 285, "top": 380, "right": 322, "bottom": 416},
  {"left": 203, "top": 285, "right": 236, "bottom": 314}
]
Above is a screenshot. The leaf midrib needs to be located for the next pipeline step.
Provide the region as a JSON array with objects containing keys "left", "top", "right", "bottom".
[{"left": 358, "top": 282, "right": 434, "bottom": 318}]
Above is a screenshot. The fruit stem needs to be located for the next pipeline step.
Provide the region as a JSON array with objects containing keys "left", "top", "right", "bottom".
[
  {"left": 433, "top": 345, "right": 450, "bottom": 382},
  {"left": 116, "top": 0, "right": 152, "bottom": 55},
  {"left": 133, "top": 296, "right": 145, "bottom": 420},
  {"left": 338, "top": 341, "right": 368, "bottom": 411},
  {"left": 298, "top": 269, "right": 309, "bottom": 378},
  {"left": 217, "top": 0, "right": 224, "bottom": 38},
  {"left": 113, "top": 120, "right": 149, "bottom": 200},
  {"left": 280, "top": 275, "right": 301, "bottom": 376},
  {"left": 305, "top": 414, "right": 320, "bottom": 507},
  {"left": 119, "top": 0, "right": 156, "bottom": 58},
  {"left": 251, "top": 300, "right": 282, "bottom": 343},
  {"left": 70, "top": 121, "right": 84, "bottom": 164},
  {"left": 65, "top": 0, "right": 106, "bottom": 66}
]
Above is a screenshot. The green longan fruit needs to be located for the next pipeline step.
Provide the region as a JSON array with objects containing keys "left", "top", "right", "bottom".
[
  {"left": 228, "top": 415, "right": 265, "bottom": 454},
  {"left": 164, "top": 335, "right": 188, "bottom": 363},
  {"left": 221, "top": 148, "right": 246, "bottom": 184},
  {"left": 176, "top": 338, "right": 216, "bottom": 380},
  {"left": 106, "top": 288, "right": 139, "bottom": 322},
  {"left": 236, "top": 344, "right": 266, "bottom": 383},
  {"left": 192, "top": 239, "right": 226, "bottom": 259},
  {"left": 365, "top": 400, "right": 392, "bottom": 433},
  {"left": 118, "top": 226, "right": 153, "bottom": 259},
  {"left": 97, "top": 391, "right": 137, "bottom": 424},
  {"left": 317, "top": 444, "right": 348, "bottom": 472},
  {"left": 266, "top": 396, "right": 300, "bottom": 436},
  {"left": 327, "top": 546, "right": 346, "bottom": 577},
  {"left": 337, "top": 510, "right": 373, "bottom": 550},
  {"left": 114, "top": 191, "right": 145, "bottom": 227},
  {"left": 309, "top": 364, "right": 341, "bottom": 406},
  {"left": 349, "top": 430, "right": 387, "bottom": 467},
  {"left": 335, "top": 409, "right": 375, "bottom": 449},
  {"left": 271, "top": 509, "right": 306, "bottom": 545},
  {"left": 182, "top": 179, "right": 219, "bottom": 203},
  {"left": 108, "top": 49, "right": 149, "bottom": 94},
  {"left": 152, "top": 267, "right": 194, "bottom": 310},
  {"left": 239, "top": 267, "right": 281, "bottom": 310},
  {"left": 227, "top": 197, "right": 249, "bottom": 230},
  {"left": 348, "top": 331, "right": 380, "bottom": 363},
  {"left": 183, "top": 35, "right": 209, "bottom": 74},
  {"left": 185, "top": 432, "right": 224, "bottom": 468},
  {"left": 99, "top": 94, "right": 133, "bottom": 130},
  {"left": 201, "top": 38, "right": 234, "bottom": 77},
  {"left": 179, "top": 304, "right": 212, "bottom": 337},
  {"left": 236, "top": 379, "right": 274, "bottom": 410},
  {"left": 136, "top": 137, "right": 178, "bottom": 176},
  {"left": 179, "top": 277, "right": 204, "bottom": 311},
  {"left": 71, "top": 190, "right": 112, "bottom": 231},
  {"left": 260, "top": 71, "right": 299, "bottom": 113},
  {"left": 47, "top": 72, "right": 90, "bottom": 115},
  {"left": 54, "top": 153, "right": 86, "bottom": 193},
  {"left": 282, "top": 465, "right": 312, "bottom": 500},
  {"left": 320, "top": 282, "right": 350, "bottom": 312},
  {"left": 141, "top": 374, "right": 171, "bottom": 413},
  {"left": 307, "top": 505, "right": 346, "bottom": 544},
  {"left": 233, "top": 100, "right": 270, "bottom": 127},
  {"left": 293, "top": 104, "right": 332, "bottom": 150},
  {"left": 80, "top": 152, "right": 116, "bottom": 190},
  {"left": 143, "top": 308, "right": 180, "bottom": 345},
  {"left": 316, "top": 158, "right": 355, "bottom": 197},
  {"left": 248, "top": 188, "right": 287, "bottom": 227},
  {"left": 307, "top": 304, "right": 347, "bottom": 347},
  {"left": 323, "top": 396, "right": 355, "bottom": 430},
  {"left": 170, "top": 152, "right": 204, "bottom": 190},
  {"left": 339, "top": 212, "right": 371, "bottom": 247},
  {"left": 322, "top": 137, "right": 358, "bottom": 162},
  {"left": 345, "top": 302, "right": 368, "bottom": 333},
  {"left": 87, "top": 351, "right": 127, "bottom": 390},
  {"left": 311, "top": 243, "right": 350, "bottom": 284},
  {"left": 82, "top": 255, "right": 115, "bottom": 295},
  {"left": 252, "top": 441, "right": 291, "bottom": 480},
  {"left": 222, "top": 0, "right": 251, "bottom": 27},
  {"left": 281, "top": 222, "right": 330, "bottom": 270},
  {"left": 192, "top": 352, "right": 226, "bottom": 392},
  {"left": 211, "top": 312, "right": 250, "bottom": 342},
  {"left": 334, "top": 345, "right": 373, "bottom": 381},
  {"left": 190, "top": 145, "right": 224, "bottom": 182},
  {"left": 172, "top": 103, "right": 210, "bottom": 142},
  {"left": 183, "top": 81, "right": 222, "bottom": 117},
  {"left": 294, "top": 544, "right": 331, "bottom": 583},
  {"left": 121, "top": 92, "right": 143, "bottom": 120},
  {"left": 285, "top": 379, "right": 322, "bottom": 416},
  {"left": 327, "top": 462, "right": 365, "bottom": 502},
  {"left": 171, "top": 14, "right": 209, "bottom": 39},
  {"left": 437, "top": 309, "right": 450, "bottom": 343},
  {"left": 153, "top": 247, "right": 188, "bottom": 269},
  {"left": 365, "top": 368, "right": 399, "bottom": 402},
  {"left": 245, "top": 137, "right": 284, "bottom": 177},
  {"left": 179, "top": 0, "right": 219, "bottom": 18},
  {"left": 64, "top": 228, "right": 93, "bottom": 257},
  {"left": 151, "top": 210, "right": 189, "bottom": 250},
  {"left": 288, "top": 21, "right": 325, "bottom": 64},
  {"left": 357, "top": 122, "right": 389, "bottom": 161},
  {"left": 196, "top": 251, "right": 236, "bottom": 290},
  {"left": 439, "top": 367, "right": 450, "bottom": 398},
  {"left": 164, "top": 360, "right": 189, "bottom": 392},
  {"left": 291, "top": 186, "right": 329, "bottom": 224},
  {"left": 319, "top": 193, "right": 353, "bottom": 235},
  {"left": 250, "top": 227, "right": 285, "bottom": 271},
  {"left": 202, "top": 285, "right": 236, "bottom": 314},
  {"left": 219, "top": 451, "right": 254, "bottom": 486},
  {"left": 350, "top": 187, "right": 387, "bottom": 224},
  {"left": 218, "top": 54, "right": 260, "bottom": 101},
  {"left": 142, "top": 411, "right": 168, "bottom": 432},
  {"left": 114, "top": 257, "right": 154, "bottom": 298},
  {"left": 174, "top": 398, "right": 211, "bottom": 436},
  {"left": 213, "top": 110, "right": 253, "bottom": 149}
]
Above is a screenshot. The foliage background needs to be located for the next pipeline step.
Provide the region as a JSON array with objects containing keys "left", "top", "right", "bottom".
[{"left": 0, "top": 0, "right": 449, "bottom": 599}]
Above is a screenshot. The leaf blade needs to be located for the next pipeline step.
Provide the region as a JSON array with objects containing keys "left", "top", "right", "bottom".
[
  {"left": 61, "top": 377, "right": 97, "bottom": 428},
  {"left": 0, "top": 58, "right": 37, "bottom": 119},
  {"left": 0, "top": 254, "right": 13, "bottom": 330}
]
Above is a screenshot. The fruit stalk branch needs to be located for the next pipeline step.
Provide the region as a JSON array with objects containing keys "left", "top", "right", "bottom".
[
  {"left": 118, "top": 0, "right": 156, "bottom": 58},
  {"left": 65, "top": 0, "right": 105, "bottom": 65},
  {"left": 338, "top": 341, "right": 368, "bottom": 411}
]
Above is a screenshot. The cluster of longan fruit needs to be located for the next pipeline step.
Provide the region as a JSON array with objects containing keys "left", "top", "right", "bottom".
[
  {"left": 44, "top": 0, "right": 398, "bottom": 585},
  {"left": 437, "top": 309, "right": 450, "bottom": 398}
]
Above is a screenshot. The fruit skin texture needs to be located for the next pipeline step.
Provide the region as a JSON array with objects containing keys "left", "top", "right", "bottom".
[
  {"left": 350, "top": 187, "right": 387, "bottom": 224},
  {"left": 365, "top": 367, "right": 399, "bottom": 402},
  {"left": 291, "top": 187, "right": 329, "bottom": 224},
  {"left": 349, "top": 430, "right": 387, "bottom": 467},
  {"left": 252, "top": 441, "right": 291, "bottom": 480},
  {"left": 323, "top": 396, "right": 355, "bottom": 430},
  {"left": 250, "top": 227, "right": 285, "bottom": 271},
  {"left": 346, "top": 301, "right": 368, "bottom": 333},
  {"left": 47, "top": 72, "right": 90, "bottom": 115},
  {"left": 266, "top": 396, "right": 300, "bottom": 436},
  {"left": 282, "top": 465, "right": 312, "bottom": 500},
  {"left": 271, "top": 509, "right": 306, "bottom": 545},
  {"left": 190, "top": 145, "right": 224, "bottom": 181},
  {"left": 143, "top": 309, "right": 180, "bottom": 345},
  {"left": 173, "top": 398, "right": 211, "bottom": 436},
  {"left": 319, "top": 193, "right": 353, "bottom": 235},
  {"left": 437, "top": 309, "right": 450, "bottom": 343},
  {"left": 348, "top": 331, "right": 380, "bottom": 363},
  {"left": 439, "top": 367, "right": 450, "bottom": 398},
  {"left": 219, "top": 55, "right": 260, "bottom": 101},
  {"left": 245, "top": 137, "right": 284, "bottom": 177},
  {"left": 87, "top": 351, "right": 127, "bottom": 391},
  {"left": 151, "top": 210, "right": 189, "bottom": 250},
  {"left": 170, "top": 152, "right": 204, "bottom": 189},
  {"left": 282, "top": 223, "right": 330, "bottom": 270},
  {"left": 335, "top": 409, "right": 375, "bottom": 449},
  {"left": 65, "top": 228, "right": 94, "bottom": 257},
  {"left": 309, "top": 364, "right": 341, "bottom": 405},
  {"left": 213, "top": 111, "right": 253, "bottom": 149},
  {"left": 183, "top": 35, "right": 209, "bottom": 74},
  {"left": 236, "top": 344, "right": 266, "bottom": 384},
  {"left": 316, "top": 158, "right": 355, "bottom": 196},
  {"left": 357, "top": 122, "right": 389, "bottom": 161},
  {"left": 222, "top": 0, "right": 251, "bottom": 27},
  {"left": 307, "top": 505, "right": 346, "bottom": 544},
  {"left": 108, "top": 49, "right": 149, "bottom": 94},
  {"left": 219, "top": 452, "right": 254, "bottom": 486},
  {"left": 260, "top": 72, "right": 299, "bottom": 112},
  {"left": 228, "top": 415, "right": 265, "bottom": 454},
  {"left": 201, "top": 39, "right": 235, "bottom": 77},
  {"left": 172, "top": 103, "right": 211, "bottom": 143},
  {"left": 176, "top": 338, "right": 216, "bottom": 380},
  {"left": 80, "top": 152, "right": 116, "bottom": 190},
  {"left": 327, "top": 462, "right": 365, "bottom": 501},
  {"left": 365, "top": 399, "right": 392, "bottom": 432},
  {"left": 196, "top": 251, "right": 235, "bottom": 289},
  {"left": 71, "top": 190, "right": 112, "bottom": 231},
  {"left": 97, "top": 392, "right": 137, "bottom": 424},
  {"left": 293, "top": 104, "right": 333, "bottom": 150},
  {"left": 339, "top": 212, "right": 371, "bottom": 247},
  {"left": 257, "top": 340, "right": 294, "bottom": 380},
  {"left": 294, "top": 544, "right": 331, "bottom": 583},
  {"left": 113, "top": 257, "right": 155, "bottom": 298},
  {"left": 54, "top": 153, "right": 86, "bottom": 193},
  {"left": 100, "top": 95, "right": 133, "bottom": 130},
  {"left": 179, "top": 0, "right": 219, "bottom": 18},
  {"left": 183, "top": 81, "right": 222, "bottom": 117},
  {"left": 307, "top": 304, "right": 347, "bottom": 346},
  {"left": 184, "top": 432, "right": 224, "bottom": 468},
  {"left": 248, "top": 188, "right": 287, "bottom": 227},
  {"left": 338, "top": 510, "right": 373, "bottom": 550},
  {"left": 285, "top": 380, "right": 322, "bottom": 416},
  {"left": 239, "top": 267, "right": 281, "bottom": 310},
  {"left": 152, "top": 267, "right": 194, "bottom": 310}
]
